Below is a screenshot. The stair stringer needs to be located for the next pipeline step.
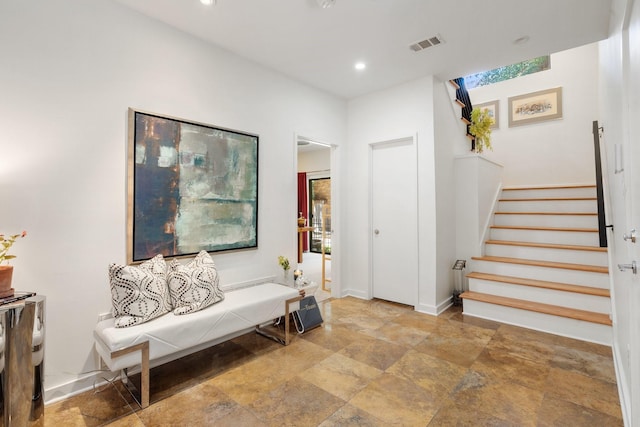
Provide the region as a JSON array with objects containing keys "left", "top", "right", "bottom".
[{"left": 478, "top": 182, "right": 503, "bottom": 260}]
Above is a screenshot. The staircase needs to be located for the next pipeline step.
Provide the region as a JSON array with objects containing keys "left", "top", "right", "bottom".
[
  {"left": 460, "top": 185, "right": 612, "bottom": 345},
  {"left": 447, "top": 78, "right": 476, "bottom": 148}
]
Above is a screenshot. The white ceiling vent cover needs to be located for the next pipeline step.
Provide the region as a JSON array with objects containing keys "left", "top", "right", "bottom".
[{"left": 409, "top": 35, "right": 444, "bottom": 52}]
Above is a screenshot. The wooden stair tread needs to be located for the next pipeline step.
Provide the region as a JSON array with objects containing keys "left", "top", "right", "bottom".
[
  {"left": 448, "top": 79, "right": 460, "bottom": 90},
  {"left": 490, "top": 225, "right": 598, "bottom": 233},
  {"left": 460, "top": 291, "right": 612, "bottom": 326},
  {"left": 466, "top": 272, "right": 610, "bottom": 297},
  {"left": 495, "top": 212, "right": 597, "bottom": 216},
  {"left": 471, "top": 256, "right": 609, "bottom": 274},
  {"left": 485, "top": 240, "right": 607, "bottom": 252},
  {"left": 499, "top": 197, "right": 596, "bottom": 202},
  {"left": 454, "top": 99, "right": 465, "bottom": 107},
  {"left": 502, "top": 185, "right": 596, "bottom": 191},
  {"left": 461, "top": 117, "right": 471, "bottom": 125}
]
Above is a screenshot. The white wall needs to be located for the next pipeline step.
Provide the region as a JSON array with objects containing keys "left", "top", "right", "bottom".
[
  {"left": 454, "top": 156, "right": 504, "bottom": 266},
  {"left": 345, "top": 76, "right": 439, "bottom": 313},
  {"left": 433, "top": 79, "right": 470, "bottom": 308},
  {"left": 469, "top": 43, "right": 600, "bottom": 186},
  {"left": 0, "top": 0, "right": 346, "bottom": 402}
]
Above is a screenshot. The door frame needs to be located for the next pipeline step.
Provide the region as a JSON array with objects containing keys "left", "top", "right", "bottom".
[{"left": 368, "top": 134, "right": 419, "bottom": 305}]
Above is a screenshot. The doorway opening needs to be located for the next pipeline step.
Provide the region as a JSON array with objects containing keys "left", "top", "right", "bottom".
[{"left": 297, "top": 137, "right": 332, "bottom": 300}]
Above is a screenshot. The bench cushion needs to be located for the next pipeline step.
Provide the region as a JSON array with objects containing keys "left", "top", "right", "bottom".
[{"left": 94, "top": 282, "right": 299, "bottom": 371}]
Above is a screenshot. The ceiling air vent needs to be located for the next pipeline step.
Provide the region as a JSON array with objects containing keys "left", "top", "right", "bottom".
[{"left": 409, "top": 35, "right": 444, "bottom": 52}]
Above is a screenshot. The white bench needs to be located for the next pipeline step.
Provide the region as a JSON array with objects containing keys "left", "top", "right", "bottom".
[{"left": 93, "top": 282, "right": 302, "bottom": 408}]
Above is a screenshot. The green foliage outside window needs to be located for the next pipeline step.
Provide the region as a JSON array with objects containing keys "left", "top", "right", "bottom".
[{"left": 465, "top": 56, "right": 550, "bottom": 89}]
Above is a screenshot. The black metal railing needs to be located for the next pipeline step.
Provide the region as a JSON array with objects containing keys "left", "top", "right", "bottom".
[
  {"left": 452, "top": 77, "right": 475, "bottom": 150},
  {"left": 592, "top": 120, "right": 608, "bottom": 247}
]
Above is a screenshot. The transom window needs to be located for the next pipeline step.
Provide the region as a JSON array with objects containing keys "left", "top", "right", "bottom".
[{"left": 464, "top": 56, "right": 551, "bottom": 89}]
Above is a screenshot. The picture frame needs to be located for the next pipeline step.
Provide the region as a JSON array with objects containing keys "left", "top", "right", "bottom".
[
  {"left": 508, "top": 87, "right": 563, "bottom": 127},
  {"left": 127, "top": 108, "right": 259, "bottom": 264},
  {"left": 475, "top": 100, "right": 499, "bottom": 129}
]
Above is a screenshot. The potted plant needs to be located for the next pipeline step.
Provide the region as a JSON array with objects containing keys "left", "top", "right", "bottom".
[
  {"left": 278, "top": 255, "right": 291, "bottom": 283},
  {"left": 0, "top": 231, "right": 27, "bottom": 298},
  {"left": 469, "top": 107, "right": 495, "bottom": 153}
]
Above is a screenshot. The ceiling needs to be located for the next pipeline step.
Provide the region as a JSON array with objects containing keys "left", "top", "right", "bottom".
[
  {"left": 112, "top": 0, "right": 612, "bottom": 99},
  {"left": 297, "top": 139, "right": 331, "bottom": 153}
]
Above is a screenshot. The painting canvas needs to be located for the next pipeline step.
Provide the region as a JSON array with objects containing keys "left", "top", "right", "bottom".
[
  {"left": 127, "top": 109, "right": 258, "bottom": 263},
  {"left": 508, "top": 87, "right": 563, "bottom": 127},
  {"left": 475, "top": 100, "right": 499, "bottom": 129}
]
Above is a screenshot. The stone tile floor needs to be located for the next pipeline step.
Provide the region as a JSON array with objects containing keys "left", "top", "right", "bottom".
[{"left": 46, "top": 297, "right": 623, "bottom": 426}]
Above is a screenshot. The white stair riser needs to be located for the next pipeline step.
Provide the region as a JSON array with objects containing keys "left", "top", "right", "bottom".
[
  {"left": 462, "top": 300, "right": 612, "bottom": 346},
  {"left": 485, "top": 244, "right": 608, "bottom": 267},
  {"left": 498, "top": 199, "right": 596, "bottom": 213},
  {"left": 494, "top": 214, "right": 598, "bottom": 228},
  {"left": 468, "top": 278, "right": 611, "bottom": 313},
  {"left": 471, "top": 260, "right": 609, "bottom": 288},
  {"left": 490, "top": 228, "right": 600, "bottom": 246},
  {"left": 502, "top": 187, "right": 596, "bottom": 199}
]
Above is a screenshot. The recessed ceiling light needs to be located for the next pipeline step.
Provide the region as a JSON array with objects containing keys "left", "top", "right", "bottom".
[
  {"left": 355, "top": 62, "right": 366, "bottom": 71},
  {"left": 200, "top": 0, "right": 215, "bottom": 5},
  {"left": 317, "top": 0, "right": 336, "bottom": 8}
]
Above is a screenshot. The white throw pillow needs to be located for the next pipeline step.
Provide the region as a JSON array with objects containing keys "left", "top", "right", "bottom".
[
  {"left": 167, "top": 250, "right": 224, "bottom": 315},
  {"left": 109, "top": 254, "right": 172, "bottom": 328}
]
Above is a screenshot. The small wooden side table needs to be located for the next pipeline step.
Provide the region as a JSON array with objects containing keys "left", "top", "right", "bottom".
[{"left": 297, "top": 226, "right": 314, "bottom": 263}]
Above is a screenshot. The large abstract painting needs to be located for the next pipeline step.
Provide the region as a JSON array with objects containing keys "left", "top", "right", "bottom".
[{"left": 127, "top": 109, "right": 258, "bottom": 263}]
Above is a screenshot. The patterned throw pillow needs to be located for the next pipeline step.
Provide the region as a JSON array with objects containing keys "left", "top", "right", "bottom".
[
  {"left": 167, "top": 250, "right": 225, "bottom": 315},
  {"left": 109, "top": 254, "right": 173, "bottom": 328}
]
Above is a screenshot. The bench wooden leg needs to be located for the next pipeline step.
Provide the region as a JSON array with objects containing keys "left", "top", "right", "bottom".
[
  {"left": 256, "top": 294, "right": 303, "bottom": 345},
  {"left": 111, "top": 341, "right": 150, "bottom": 408}
]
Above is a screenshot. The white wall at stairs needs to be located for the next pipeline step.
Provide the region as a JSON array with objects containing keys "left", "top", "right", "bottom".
[{"left": 469, "top": 43, "right": 599, "bottom": 187}]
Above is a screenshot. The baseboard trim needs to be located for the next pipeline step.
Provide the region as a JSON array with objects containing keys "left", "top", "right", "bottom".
[
  {"left": 45, "top": 372, "right": 118, "bottom": 405},
  {"left": 342, "top": 289, "right": 369, "bottom": 300},
  {"left": 612, "top": 341, "right": 631, "bottom": 426},
  {"left": 416, "top": 297, "right": 453, "bottom": 316}
]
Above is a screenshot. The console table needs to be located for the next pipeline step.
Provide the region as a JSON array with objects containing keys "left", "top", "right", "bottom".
[{"left": 297, "top": 226, "right": 314, "bottom": 263}]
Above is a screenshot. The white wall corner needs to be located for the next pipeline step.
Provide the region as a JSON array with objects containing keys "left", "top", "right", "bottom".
[{"left": 416, "top": 297, "right": 452, "bottom": 316}]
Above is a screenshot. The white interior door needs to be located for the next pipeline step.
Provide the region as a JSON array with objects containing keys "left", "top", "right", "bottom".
[
  {"left": 628, "top": 131, "right": 640, "bottom": 427},
  {"left": 371, "top": 137, "right": 418, "bottom": 306},
  {"left": 626, "top": 20, "right": 640, "bottom": 422}
]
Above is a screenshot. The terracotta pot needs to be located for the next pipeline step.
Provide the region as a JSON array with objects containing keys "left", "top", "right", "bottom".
[{"left": 0, "top": 265, "right": 15, "bottom": 298}]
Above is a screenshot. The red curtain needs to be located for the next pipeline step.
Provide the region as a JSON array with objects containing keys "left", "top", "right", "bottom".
[{"left": 297, "top": 172, "right": 308, "bottom": 251}]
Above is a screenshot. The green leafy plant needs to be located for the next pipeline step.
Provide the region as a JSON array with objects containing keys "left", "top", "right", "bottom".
[
  {"left": 0, "top": 231, "right": 27, "bottom": 264},
  {"left": 469, "top": 107, "right": 495, "bottom": 153},
  {"left": 277, "top": 255, "right": 290, "bottom": 271}
]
